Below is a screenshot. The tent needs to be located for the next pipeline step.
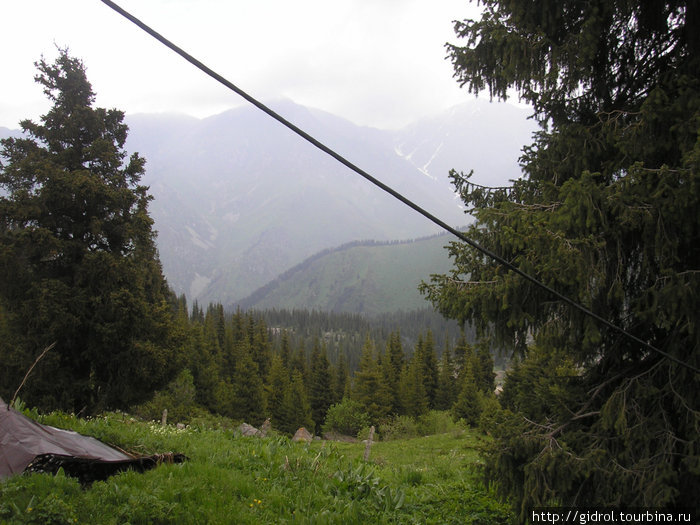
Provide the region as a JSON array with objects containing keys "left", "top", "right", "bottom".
[{"left": 0, "top": 397, "right": 184, "bottom": 483}]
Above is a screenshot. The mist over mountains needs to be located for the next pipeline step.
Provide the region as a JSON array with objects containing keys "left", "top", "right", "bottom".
[{"left": 2, "top": 99, "right": 536, "bottom": 309}]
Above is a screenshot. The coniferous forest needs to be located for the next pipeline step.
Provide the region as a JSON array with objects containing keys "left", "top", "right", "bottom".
[
  {"left": 1, "top": 0, "right": 699, "bottom": 518},
  {"left": 130, "top": 300, "right": 496, "bottom": 437}
]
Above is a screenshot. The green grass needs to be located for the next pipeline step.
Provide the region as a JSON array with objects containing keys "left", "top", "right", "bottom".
[{"left": 0, "top": 412, "right": 513, "bottom": 524}]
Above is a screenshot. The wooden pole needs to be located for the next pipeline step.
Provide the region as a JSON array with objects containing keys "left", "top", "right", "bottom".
[
  {"left": 10, "top": 342, "right": 56, "bottom": 408},
  {"left": 363, "top": 425, "right": 375, "bottom": 461}
]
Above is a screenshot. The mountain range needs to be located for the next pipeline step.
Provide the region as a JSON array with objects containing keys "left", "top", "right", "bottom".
[{"left": 2, "top": 99, "right": 536, "bottom": 311}]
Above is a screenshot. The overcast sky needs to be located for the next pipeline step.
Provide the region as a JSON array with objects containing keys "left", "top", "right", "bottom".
[{"left": 1, "top": 0, "right": 487, "bottom": 130}]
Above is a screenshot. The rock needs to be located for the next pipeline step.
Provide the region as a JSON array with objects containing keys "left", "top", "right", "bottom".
[
  {"left": 260, "top": 418, "right": 271, "bottom": 437},
  {"left": 237, "top": 423, "right": 260, "bottom": 437},
  {"left": 292, "top": 427, "right": 313, "bottom": 443}
]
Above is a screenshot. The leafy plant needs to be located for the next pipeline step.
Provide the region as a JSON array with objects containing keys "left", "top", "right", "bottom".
[
  {"left": 321, "top": 398, "right": 370, "bottom": 437},
  {"left": 378, "top": 414, "right": 419, "bottom": 440}
]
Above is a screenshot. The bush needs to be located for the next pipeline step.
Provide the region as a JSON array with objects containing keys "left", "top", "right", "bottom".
[
  {"left": 378, "top": 415, "right": 420, "bottom": 441},
  {"left": 416, "top": 410, "right": 463, "bottom": 435},
  {"left": 356, "top": 425, "right": 376, "bottom": 441},
  {"left": 379, "top": 411, "right": 464, "bottom": 440},
  {"left": 131, "top": 369, "right": 206, "bottom": 425},
  {"left": 322, "top": 398, "right": 370, "bottom": 437}
]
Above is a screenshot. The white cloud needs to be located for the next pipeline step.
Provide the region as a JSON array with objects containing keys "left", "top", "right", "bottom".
[{"left": 1, "top": 0, "right": 482, "bottom": 129}]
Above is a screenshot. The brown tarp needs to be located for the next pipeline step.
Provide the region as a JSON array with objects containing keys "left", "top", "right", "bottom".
[{"left": 0, "top": 397, "right": 184, "bottom": 483}]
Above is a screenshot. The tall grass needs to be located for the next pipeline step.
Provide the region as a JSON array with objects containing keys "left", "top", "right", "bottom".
[{"left": 0, "top": 411, "right": 513, "bottom": 524}]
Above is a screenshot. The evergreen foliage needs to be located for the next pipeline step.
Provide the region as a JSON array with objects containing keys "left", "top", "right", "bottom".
[
  {"left": 330, "top": 352, "right": 350, "bottom": 405},
  {"left": 398, "top": 358, "right": 430, "bottom": 418},
  {"left": 473, "top": 342, "right": 496, "bottom": 394},
  {"left": 229, "top": 341, "right": 266, "bottom": 426},
  {"left": 414, "top": 331, "right": 439, "bottom": 408},
  {"left": 279, "top": 370, "right": 314, "bottom": 435},
  {"left": 132, "top": 368, "right": 202, "bottom": 424},
  {"left": 452, "top": 360, "right": 482, "bottom": 426},
  {"left": 352, "top": 336, "right": 392, "bottom": 422},
  {"left": 434, "top": 346, "right": 457, "bottom": 411},
  {"left": 0, "top": 50, "right": 179, "bottom": 413},
  {"left": 322, "top": 398, "right": 371, "bottom": 437},
  {"left": 422, "top": 0, "right": 700, "bottom": 511},
  {"left": 257, "top": 307, "right": 468, "bottom": 371},
  {"left": 135, "top": 305, "right": 492, "bottom": 437},
  {"left": 309, "top": 339, "right": 333, "bottom": 434},
  {"left": 264, "top": 354, "right": 289, "bottom": 429}
]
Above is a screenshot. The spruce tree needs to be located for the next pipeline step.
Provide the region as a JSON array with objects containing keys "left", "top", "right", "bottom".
[
  {"left": 473, "top": 341, "right": 496, "bottom": 393},
  {"left": 309, "top": 339, "right": 333, "bottom": 434},
  {"left": 434, "top": 346, "right": 457, "bottom": 411},
  {"left": 186, "top": 323, "right": 221, "bottom": 411},
  {"left": 279, "top": 329, "right": 292, "bottom": 368},
  {"left": 330, "top": 351, "right": 350, "bottom": 405},
  {"left": 290, "top": 339, "right": 309, "bottom": 385},
  {"left": 452, "top": 330, "right": 470, "bottom": 372},
  {"left": 352, "top": 335, "right": 391, "bottom": 422},
  {"left": 452, "top": 359, "right": 480, "bottom": 426},
  {"left": 398, "top": 359, "right": 429, "bottom": 418},
  {"left": 422, "top": 0, "right": 700, "bottom": 510},
  {"left": 420, "top": 331, "right": 439, "bottom": 408},
  {"left": 383, "top": 331, "right": 404, "bottom": 413},
  {"left": 279, "top": 370, "right": 314, "bottom": 435},
  {"left": 248, "top": 316, "right": 272, "bottom": 379},
  {"left": 230, "top": 339, "right": 266, "bottom": 425},
  {"left": 264, "top": 354, "right": 289, "bottom": 430},
  {"left": 0, "top": 50, "right": 178, "bottom": 412},
  {"left": 386, "top": 330, "right": 404, "bottom": 378}
]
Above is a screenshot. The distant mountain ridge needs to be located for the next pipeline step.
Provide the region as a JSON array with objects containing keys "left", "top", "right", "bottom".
[{"left": 2, "top": 99, "right": 536, "bottom": 310}]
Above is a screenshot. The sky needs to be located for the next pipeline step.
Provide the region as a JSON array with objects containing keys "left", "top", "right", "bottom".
[{"left": 1, "top": 0, "right": 486, "bottom": 130}]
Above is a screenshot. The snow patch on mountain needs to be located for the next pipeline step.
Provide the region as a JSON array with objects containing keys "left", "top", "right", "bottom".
[
  {"left": 185, "top": 225, "right": 217, "bottom": 250},
  {"left": 190, "top": 272, "right": 212, "bottom": 300}
]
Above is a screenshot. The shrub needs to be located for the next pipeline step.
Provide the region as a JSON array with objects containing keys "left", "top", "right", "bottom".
[
  {"left": 378, "top": 415, "right": 419, "bottom": 440},
  {"left": 416, "top": 410, "right": 462, "bottom": 435},
  {"left": 131, "top": 369, "right": 205, "bottom": 425},
  {"left": 322, "top": 398, "right": 370, "bottom": 437}
]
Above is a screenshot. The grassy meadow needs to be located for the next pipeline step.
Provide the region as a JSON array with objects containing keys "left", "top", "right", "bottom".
[{"left": 0, "top": 410, "right": 513, "bottom": 524}]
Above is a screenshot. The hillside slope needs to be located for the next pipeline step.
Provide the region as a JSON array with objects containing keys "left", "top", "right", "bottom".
[{"left": 238, "top": 234, "right": 455, "bottom": 315}]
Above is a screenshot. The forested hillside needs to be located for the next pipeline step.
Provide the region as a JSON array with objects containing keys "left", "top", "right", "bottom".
[{"left": 238, "top": 234, "right": 455, "bottom": 314}]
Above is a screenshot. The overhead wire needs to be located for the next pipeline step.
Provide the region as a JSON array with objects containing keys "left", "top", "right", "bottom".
[{"left": 98, "top": 0, "right": 699, "bottom": 374}]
